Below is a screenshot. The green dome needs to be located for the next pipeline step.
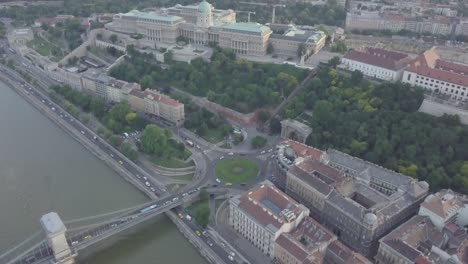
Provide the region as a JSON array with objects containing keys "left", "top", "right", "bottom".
[{"left": 198, "top": 0, "right": 211, "bottom": 13}]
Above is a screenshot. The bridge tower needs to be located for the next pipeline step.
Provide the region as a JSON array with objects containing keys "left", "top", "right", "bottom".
[{"left": 40, "top": 212, "right": 76, "bottom": 264}]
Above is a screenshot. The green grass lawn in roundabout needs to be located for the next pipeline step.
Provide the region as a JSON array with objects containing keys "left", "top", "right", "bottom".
[{"left": 215, "top": 157, "right": 259, "bottom": 184}]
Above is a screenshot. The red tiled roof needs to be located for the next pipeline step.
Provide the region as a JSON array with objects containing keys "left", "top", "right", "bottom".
[
  {"left": 406, "top": 48, "right": 468, "bottom": 88},
  {"left": 284, "top": 140, "right": 323, "bottom": 160},
  {"left": 325, "top": 240, "right": 371, "bottom": 264},
  {"left": 343, "top": 47, "right": 410, "bottom": 71},
  {"left": 35, "top": 17, "right": 57, "bottom": 25},
  {"left": 144, "top": 90, "right": 183, "bottom": 107},
  {"left": 276, "top": 217, "right": 335, "bottom": 263},
  {"left": 238, "top": 182, "right": 304, "bottom": 229},
  {"left": 129, "top": 88, "right": 145, "bottom": 99},
  {"left": 276, "top": 234, "right": 309, "bottom": 261},
  {"left": 296, "top": 158, "right": 345, "bottom": 184}
]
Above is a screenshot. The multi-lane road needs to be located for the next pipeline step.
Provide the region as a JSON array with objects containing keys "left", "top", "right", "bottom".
[{"left": 0, "top": 55, "right": 248, "bottom": 263}]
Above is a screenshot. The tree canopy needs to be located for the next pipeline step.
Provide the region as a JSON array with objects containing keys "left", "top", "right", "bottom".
[
  {"left": 284, "top": 66, "right": 468, "bottom": 193},
  {"left": 111, "top": 47, "right": 307, "bottom": 113}
]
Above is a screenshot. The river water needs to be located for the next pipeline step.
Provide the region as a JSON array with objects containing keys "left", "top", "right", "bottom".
[{"left": 0, "top": 82, "right": 207, "bottom": 264}]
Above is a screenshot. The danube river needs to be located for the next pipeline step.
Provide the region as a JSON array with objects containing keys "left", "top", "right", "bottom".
[{"left": 0, "top": 82, "right": 207, "bottom": 264}]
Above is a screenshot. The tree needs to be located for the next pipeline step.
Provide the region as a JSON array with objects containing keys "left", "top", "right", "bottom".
[
  {"left": 109, "top": 34, "right": 118, "bottom": 44},
  {"left": 351, "top": 70, "right": 363, "bottom": 84},
  {"left": 199, "top": 190, "right": 209, "bottom": 201},
  {"left": 121, "top": 142, "right": 138, "bottom": 161},
  {"left": 164, "top": 50, "right": 174, "bottom": 63},
  {"left": 297, "top": 43, "right": 306, "bottom": 59},
  {"left": 193, "top": 203, "right": 210, "bottom": 227},
  {"left": 328, "top": 56, "right": 340, "bottom": 68},
  {"left": 67, "top": 56, "right": 79, "bottom": 66},
  {"left": 267, "top": 42, "right": 274, "bottom": 54},
  {"left": 139, "top": 75, "right": 153, "bottom": 89},
  {"left": 251, "top": 136, "right": 267, "bottom": 149},
  {"left": 90, "top": 97, "right": 106, "bottom": 118},
  {"left": 125, "top": 112, "right": 137, "bottom": 125},
  {"left": 139, "top": 124, "right": 168, "bottom": 156},
  {"left": 331, "top": 41, "right": 348, "bottom": 54}
]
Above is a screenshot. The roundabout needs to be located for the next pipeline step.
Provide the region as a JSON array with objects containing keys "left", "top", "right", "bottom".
[{"left": 214, "top": 157, "right": 259, "bottom": 184}]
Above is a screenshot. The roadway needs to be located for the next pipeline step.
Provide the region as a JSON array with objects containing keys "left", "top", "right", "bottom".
[
  {"left": 0, "top": 57, "right": 247, "bottom": 264},
  {"left": 1, "top": 43, "right": 284, "bottom": 264}
]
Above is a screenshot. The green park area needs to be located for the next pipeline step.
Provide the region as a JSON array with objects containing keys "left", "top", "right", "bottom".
[{"left": 215, "top": 158, "right": 259, "bottom": 184}]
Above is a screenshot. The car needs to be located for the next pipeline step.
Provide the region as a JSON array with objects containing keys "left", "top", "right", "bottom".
[
  {"left": 172, "top": 197, "right": 179, "bottom": 202},
  {"left": 41, "top": 100, "right": 45, "bottom": 103},
  {"left": 225, "top": 182, "right": 232, "bottom": 186},
  {"left": 260, "top": 150, "right": 266, "bottom": 154},
  {"left": 268, "top": 148, "right": 273, "bottom": 152},
  {"left": 228, "top": 255, "right": 234, "bottom": 261},
  {"left": 93, "top": 136, "right": 97, "bottom": 140},
  {"left": 150, "top": 187, "right": 156, "bottom": 192},
  {"left": 195, "top": 230, "right": 201, "bottom": 236},
  {"left": 178, "top": 213, "right": 184, "bottom": 219},
  {"left": 241, "top": 183, "right": 246, "bottom": 186},
  {"left": 182, "top": 192, "right": 188, "bottom": 197},
  {"left": 219, "top": 156, "right": 224, "bottom": 160},
  {"left": 143, "top": 176, "right": 147, "bottom": 180},
  {"left": 227, "top": 152, "right": 234, "bottom": 156},
  {"left": 51, "top": 107, "right": 56, "bottom": 111},
  {"left": 80, "top": 131, "right": 85, "bottom": 135},
  {"left": 118, "top": 160, "right": 123, "bottom": 165},
  {"left": 215, "top": 178, "right": 221, "bottom": 183},
  {"left": 202, "top": 230, "right": 207, "bottom": 236},
  {"left": 207, "top": 240, "right": 213, "bottom": 247},
  {"left": 145, "top": 181, "right": 150, "bottom": 187},
  {"left": 71, "top": 241, "right": 78, "bottom": 246},
  {"left": 110, "top": 153, "right": 114, "bottom": 157},
  {"left": 84, "top": 235, "right": 91, "bottom": 240},
  {"left": 196, "top": 145, "right": 201, "bottom": 149}
]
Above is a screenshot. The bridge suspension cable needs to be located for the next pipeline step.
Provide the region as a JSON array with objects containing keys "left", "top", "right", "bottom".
[
  {"left": 0, "top": 230, "right": 42, "bottom": 260},
  {"left": 62, "top": 199, "right": 161, "bottom": 225},
  {"left": 3, "top": 239, "right": 47, "bottom": 264}
]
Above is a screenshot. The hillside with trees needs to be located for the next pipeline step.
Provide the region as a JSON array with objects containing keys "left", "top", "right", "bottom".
[
  {"left": 283, "top": 65, "right": 468, "bottom": 192},
  {"left": 0, "top": 0, "right": 344, "bottom": 29},
  {"left": 111, "top": 47, "right": 307, "bottom": 113}
]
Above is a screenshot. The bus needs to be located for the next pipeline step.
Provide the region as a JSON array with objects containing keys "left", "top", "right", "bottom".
[{"left": 186, "top": 140, "right": 194, "bottom": 147}]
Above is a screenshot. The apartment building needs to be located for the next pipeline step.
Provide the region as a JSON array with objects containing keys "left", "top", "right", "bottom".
[
  {"left": 283, "top": 140, "right": 430, "bottom": 257},
  {"left": 274, "top": 216, "right": 337, "bottom": 264},
  {"left": 270, "top": 28, "right": 326, "bottom": 57},
  {"left": 345, "top": 0, "right": 464, "bottom": 36},
  {"left": 418, "top": 189, "right": 468, "bottom": 230},
  {"left": 375, "top": 214, "right": 468, "bottom": 264},
  {"left": 228, "top": 181, "right": 310, "bottom": 258},
  {"left": 143, "top": 89, "right": 185, "bottom": 124},
  {"left": 402, "top": 48, "right": 468, "bottom": 102},
  {"left": 81, "top": 71, "right": 139, "bottom": 103},
  {"left": 340, "top": 47, "right": 412, "bottom": 81}
]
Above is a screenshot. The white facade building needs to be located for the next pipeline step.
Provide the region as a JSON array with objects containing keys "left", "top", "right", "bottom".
[
  {"left": 228, "top": 181, "right": 309, "bottom": 258},
  {"left": 340, "top": 47, "right": 411, "bottom": 81},
  {"left": 402, "top": 48, "right": 468, "bottom": 102}
]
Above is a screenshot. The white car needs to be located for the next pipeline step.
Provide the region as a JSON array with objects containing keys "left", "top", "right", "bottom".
[
  {"left": 228, "top": 255, "right": 234, "bottom": 261},
  {"left": 145, "top": 181, "right": 150, "bottom": 187},
  {"left": 227, "top": 152, "right": 234, "bottom": 156},
  {"left": 215, "top": 178, "right": 221, "bottom": 183},
  {"left": 219, "top": 156, "right": 224, "bottom": 160},
  {"left": 260, "top": 150, "right": 266, "bottom": 154},
  {"left": 268, "top": 148, "right": 273, "bottom": 152}
]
